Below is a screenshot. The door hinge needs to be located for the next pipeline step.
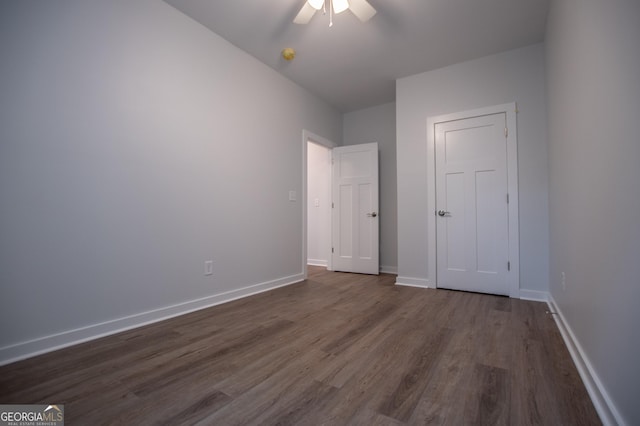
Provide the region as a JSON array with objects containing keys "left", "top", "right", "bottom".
[
  {"left": 507, "top": 193, "right": 510, "bottom": 204},
  {"left": 504, "top": 127, "right": 508, "bottom": 138},
  {"left": 332, "top": 247, "right": 334, "bottom": 253},
  {"left": 507, "top": 261, "right": 511, "bottom": 271},
  {"left": 332, "top": 202, "right": 334, "bottom": 208}
]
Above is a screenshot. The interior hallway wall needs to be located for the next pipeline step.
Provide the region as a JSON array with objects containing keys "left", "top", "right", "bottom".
[{"left": 307, "top": 142, "right": 331, "bottom": 266}]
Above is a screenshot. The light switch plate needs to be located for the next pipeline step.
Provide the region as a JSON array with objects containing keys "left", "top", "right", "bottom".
[
  {"left": 289, "top": 190, "right": 297, "bottom": 201},
  {"left": 204, "top": 260, "right": 213, "bottom": 276}
]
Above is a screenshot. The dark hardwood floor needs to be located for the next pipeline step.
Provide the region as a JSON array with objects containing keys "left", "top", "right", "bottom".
[{"left": 0, "top": 267, "right": 600, "bottom": 425}]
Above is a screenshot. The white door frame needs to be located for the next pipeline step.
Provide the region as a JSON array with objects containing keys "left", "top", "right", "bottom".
[
  {"left": 426, "top": 103, "right": 520, "bottom": 297},
  {"left": 302, "top": 129, "right": 337, "bottom": 279}
]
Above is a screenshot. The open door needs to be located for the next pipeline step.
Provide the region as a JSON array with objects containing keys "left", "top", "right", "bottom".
[{"left": 331, "top": 143, "right": 379, "bottom": 274}]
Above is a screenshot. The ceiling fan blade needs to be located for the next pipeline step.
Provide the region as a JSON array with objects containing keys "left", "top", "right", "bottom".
[
  {"left": 293, "top": 2, "right": 317, "bottom": 24},
  {"left": 348, "top": 0, "right": 377, "bottom": 22}
]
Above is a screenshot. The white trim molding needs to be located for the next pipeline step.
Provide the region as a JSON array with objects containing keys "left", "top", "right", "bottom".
[
  {"left": 0, "top": 273, "right": 304, "bottom": 366},
  {"left": 395, "top": 276, "right": 432, "bottom": 288},
  {"left": 380, "top": 265, "right": 398, "bottom": 274},
  {"left": 548, "top": 295, "right": 625, "bottom": 426},
  {"left": 519, "top": 289, "right": 549, "bottom": 302}
]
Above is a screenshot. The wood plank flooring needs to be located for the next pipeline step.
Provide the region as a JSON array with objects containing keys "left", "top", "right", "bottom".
[{"left": 0, "top": 267, "right": 600, "bottom": 425}]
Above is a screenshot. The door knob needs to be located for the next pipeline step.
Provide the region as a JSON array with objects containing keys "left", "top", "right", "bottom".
[
  {"left": 367, "top": 212, "right": 378, "bottom": 217},
  {"left": 437, "top": 210, "right": 450, "bottom": 217}
]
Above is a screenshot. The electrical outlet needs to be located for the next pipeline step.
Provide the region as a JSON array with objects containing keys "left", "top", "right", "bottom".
[
  {"left": 561, "top": 272, "right": 566, "bottom": 291},
  {"left": 204, "top": 260, "right": 214, "bottom": 276}
]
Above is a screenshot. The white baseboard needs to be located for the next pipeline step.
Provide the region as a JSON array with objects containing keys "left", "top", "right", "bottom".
[
  {"left": 380, "top": 265, "right": 398, "bottom": 274},
  {"left": 0, "top": 273, "right": 305, "bottom": 366},
  {"left": 308, "top": 262, "right": 397, "bottom": 274},
  {"left": 396, "top": 280, "right": 550, "bottom": 302},
  {"left": 395, "top": 276, "right": 432, "bottom": 288},
  {"left": 519, "top": 289, "right": 549, "bottom": 302},
  {"left": 548, "top": 295, "right": 625, "bottom": 426}
]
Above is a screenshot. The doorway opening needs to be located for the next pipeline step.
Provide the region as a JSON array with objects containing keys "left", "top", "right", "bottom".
[
  {"left": 301, "top": 130, "right": 336, "bottom": 278},
  {"left": 307, "top": 141, "right": 332, "bottom": 268},
  {"left": 301, "top": 131, "right": 380, "bottom": 278}
]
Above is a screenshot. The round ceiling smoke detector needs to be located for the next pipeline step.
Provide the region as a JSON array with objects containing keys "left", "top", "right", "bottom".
[{"left": 281, "top": 48, "right": 296, "bottom": 61}]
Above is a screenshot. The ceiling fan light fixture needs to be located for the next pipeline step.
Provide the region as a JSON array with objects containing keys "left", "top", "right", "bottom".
[
  {"left": 332, "top": 0, "right": 349, "bottom": 14},
  {"left": 308, "top": 0, "right": 324, "bottom": 10},
  {"left": 294, "top": 0, "right": 375, "bottom": 26}
]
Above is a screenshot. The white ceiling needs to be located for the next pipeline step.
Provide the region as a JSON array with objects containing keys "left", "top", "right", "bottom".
[{"left": 164, "top": 0, "right": 550, "bottom": 112}]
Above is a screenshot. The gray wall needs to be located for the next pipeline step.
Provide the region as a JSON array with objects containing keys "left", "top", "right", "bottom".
[
  {"left": 0, "top": 0, "right": 341, "bottom": 362},
  {"left": 396, "top": 44, "right": 549, "bottom": 293},
  {"left": 343, "top": 102, "right": 397, "bottom": 273},
  {"left": 546, "top": 0, "right": 640, "bottom": 423}
]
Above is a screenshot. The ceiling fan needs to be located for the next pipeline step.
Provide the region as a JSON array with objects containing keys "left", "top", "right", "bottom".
[{"left": 294, "top": 0, "right": 377, "bottom": 26}]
